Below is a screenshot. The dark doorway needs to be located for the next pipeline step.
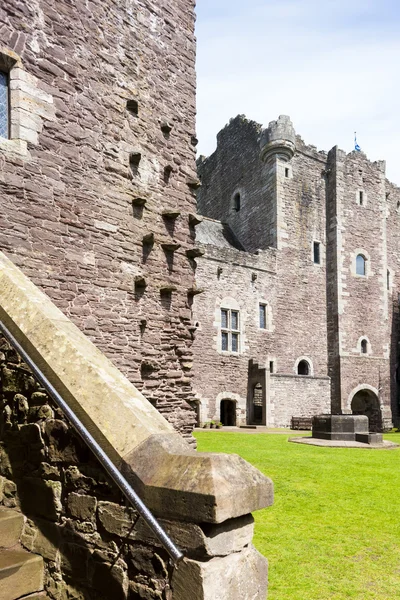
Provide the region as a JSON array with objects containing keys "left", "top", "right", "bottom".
[
  {"left": 252, "top": 383, "right": 263, "bottom": 424},
  {"left": 351, "top": 389, "right": 382, "bottom": 432},
  {"left": 220, "top": 400, "right": 236, "bottom": 426}
]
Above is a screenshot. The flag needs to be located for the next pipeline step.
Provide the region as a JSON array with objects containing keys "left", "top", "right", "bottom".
[{"left": 354, "top": 132, "right": 361, "bottom": 152}]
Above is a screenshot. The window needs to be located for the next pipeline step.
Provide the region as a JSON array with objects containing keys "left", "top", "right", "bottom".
[
  {"left": 359, "top": 191, "right": 364, "bottom": 206},
  {"left": 297, "top": 360, "right": 310, "bottom": 376},
  {"left": 221, "top": 308, "right": 240, "bottom": 352},
  {"left": 387, "top": 269, "right": 390, "bottom": 291},
  {"left": 285, "top": 168, "right": 289, "bottom": 178},
  {"left": 269, "top": 361, "right": 274, "bottom": 373},
  {"left": 356, "top": 254, "right": 366, "bottom": 276},
  {"left": 0, "top": 71, "right": 9, "bottom": 139},
  {"left": 233, "top": 193, "right": 241, "bottom": 212},
  {"left": 313, "top": 241, "right": 321, "bottom": 264},
  {"left": 361, "top": 339, "right": 368, "bottom": 354},
  {"left": 259, "top": 304, "right": 267, "bottom": 329}
]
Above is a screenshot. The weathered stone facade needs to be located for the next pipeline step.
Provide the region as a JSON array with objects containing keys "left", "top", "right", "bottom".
[
  {"left": 0, "top": 0, "right": 198, "bottom": 439},
  {"left": 193, "top": 115, "right": 399, "bottom": 430},
  {"left": 0, "top": 333, "right": 269, "bottom": 599}
]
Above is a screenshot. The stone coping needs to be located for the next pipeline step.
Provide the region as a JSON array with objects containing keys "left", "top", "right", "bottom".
[
  {"left": 0, "top": 251, "right": 273, "bottom": 522},
  {"left": 289, "top": 436, "right": 399, "bottom": 450}
]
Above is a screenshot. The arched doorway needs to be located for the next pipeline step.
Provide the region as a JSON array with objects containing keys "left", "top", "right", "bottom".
[
  {"left": 220, "top": 400, "right": 236, "bottom": 426},
  {"left": 351, "top": 389, "right": 382, "bottom": 432}
]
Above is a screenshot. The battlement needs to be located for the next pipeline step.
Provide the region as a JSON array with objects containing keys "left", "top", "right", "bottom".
[{"left": 259, "top": 114, "right": 296, "bottom": 162}]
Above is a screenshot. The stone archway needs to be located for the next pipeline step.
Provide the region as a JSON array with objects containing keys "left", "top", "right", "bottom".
[
  {"left": 220, "top": 399, "right": 237, "bottom": 426},
  {"left": 351, "top": 388, "right": 382, "bottom": 432}
]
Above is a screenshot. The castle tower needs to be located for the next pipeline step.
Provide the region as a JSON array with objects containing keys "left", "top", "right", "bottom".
[{"left": 259, "top": 115, "right": 296, "bottom": 249}]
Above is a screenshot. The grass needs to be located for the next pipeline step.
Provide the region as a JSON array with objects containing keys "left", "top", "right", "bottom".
[{"left": 194, "top": 431, "right": 400, "bottom": 600}]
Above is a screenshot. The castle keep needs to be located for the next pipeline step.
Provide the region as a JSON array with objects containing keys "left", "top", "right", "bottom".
[{"left": 193, "top": 115, "right": 400, "bottom": 431}]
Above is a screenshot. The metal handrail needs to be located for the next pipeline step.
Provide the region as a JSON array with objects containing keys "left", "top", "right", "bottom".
[{"left": 0, "top": 320, "right": 184, "bottom": 565}]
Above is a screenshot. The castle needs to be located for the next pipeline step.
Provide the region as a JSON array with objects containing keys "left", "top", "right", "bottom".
[{"left": 192, "top": 114, "right": 400, "bottom": 432}]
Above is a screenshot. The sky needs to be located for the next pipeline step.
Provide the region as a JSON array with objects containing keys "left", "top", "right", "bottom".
[{"left": 195, "top": 0, "right": 400, "bottom": 184}]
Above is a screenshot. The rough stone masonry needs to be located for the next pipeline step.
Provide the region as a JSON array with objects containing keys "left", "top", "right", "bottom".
[{"left": 0, "top": 0, "right": 199, "bottom": 440}]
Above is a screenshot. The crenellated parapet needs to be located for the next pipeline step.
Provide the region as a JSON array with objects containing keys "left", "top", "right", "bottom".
[{"left": 259, "top": 114, "right": 296, "bottom": 163}]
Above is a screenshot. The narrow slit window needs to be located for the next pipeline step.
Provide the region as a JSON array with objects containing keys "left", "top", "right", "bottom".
[
  {"left": 285, "top": 168, "right": 289, "bottom": 178},
  {"left": 387, "top": 269, "right": 390, "bottom": 291},
  {"left": 259, "top": 304, "right": 267, "bottom": 329},
  {"left": 234, "top": 193, "right": 241, "bottom": 212},
  {"left": 359, "top": 191, "right": 364, "bottom": 205},
  {"left": 313, "top": 242, "right": 321, "bottom": 264},
  {"left": 269, "top": 361, "right": 274, "bottom": 373},
  {"left": 361, "top": 339, "right": 368, "bottom": 354},
  {"left": 0, "top": 71, "right": 9, "bottom": 139}
]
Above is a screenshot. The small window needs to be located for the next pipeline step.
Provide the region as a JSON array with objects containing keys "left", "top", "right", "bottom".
[
  {"left": 221, "top": 308, "right": 240, "bottom": 353},
  {"left": 259, "top": 304, "right": 267, "bottom": 329},
  {"left": 297, "top": 360, "right": 310, "bottom": 376},
  {"left": 359, "top": 191, "right": 364, "bottom": 205},
  {"left": 234, "top": 193, "right": 241, "bottom": 212},
  {"left": 0, "top": 71, "right": 9, "bottom": 139},
  {"left": 387, "top": 269, "right": 390, "bottom": 291},
  {"left": 356, "top": 254, "right": 366, "bottom": 276},
  {"left": 285, "top": 168, "right": 289, "bottom": 178},
  {"left": 313, "top": 242, "right": 321, "bottom": 264},
  {"left": 269, "top": 361, "right": 274, "bottom": 373},
  {"left": 361, "top": 339, "right": 368, "bottom": 354}
]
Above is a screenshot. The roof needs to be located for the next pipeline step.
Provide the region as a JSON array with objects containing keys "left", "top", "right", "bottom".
[{"left": 196, "top": 218, "right": 245, "bottom": 250}]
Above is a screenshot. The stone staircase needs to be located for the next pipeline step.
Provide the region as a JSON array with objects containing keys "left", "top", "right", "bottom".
[{"left": 0, "top": 508, "right": 47, "bottom": 600}]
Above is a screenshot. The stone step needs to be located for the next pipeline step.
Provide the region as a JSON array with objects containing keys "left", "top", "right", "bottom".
[
  {"left": 0, "top": 508, "right": 24, "bottom": 549},
  {"left": 0, "top": 548, "right": 44, "bottom": 600}
]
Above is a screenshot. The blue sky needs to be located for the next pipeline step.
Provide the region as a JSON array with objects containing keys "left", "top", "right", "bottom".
[{"left": 195, "top": 0, "right": 400, "bottom": 184}]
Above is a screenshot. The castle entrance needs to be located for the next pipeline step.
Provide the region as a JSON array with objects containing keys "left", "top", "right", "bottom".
[
  {"left": 351, "top": 389, "right": 382, "bottom": 432},
  {"left": 220, "top": 399, "right": 236, "bottom": 426}
]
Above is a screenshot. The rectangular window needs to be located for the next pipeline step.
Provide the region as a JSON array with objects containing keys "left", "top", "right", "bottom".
[
  {"left": 285, "top": 168, "right": 289, "bottom": 178},
  {"left": 269, "top": 361, "right": 274, "bottom": 373},
  {"left": 359, "top": 191, "right": 364, "bottom": 205},
  {"left": 259, "top": 304, "right": 267, "bottom": 329},
  {"left": 221, "top": 308, "right": 240, "bottom": 353},
  {"left": 0, "top": 71, "right": 9, "bottom": 139},
  {"left": 313, "top": 241, "right": 321, "bottom": 264}
]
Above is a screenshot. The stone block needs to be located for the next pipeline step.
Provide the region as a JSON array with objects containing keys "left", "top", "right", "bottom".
[
  {"left": 312, "top": 414, "right": 368, "bottom": 441},
  {"left": 355, "top": 433, "right": 383, "bottom": 445},
  {"left": 67, "top": 492, "right": 97, "bottom": 521},
  {"left": 21, "top": 517, "right": 61, "bottom": 561},
  {"left": 171, "top": 545, "right": 268, "bottom": 600},
  {"left": 19, "top": 478, "right": 62, "bottom": 521}
]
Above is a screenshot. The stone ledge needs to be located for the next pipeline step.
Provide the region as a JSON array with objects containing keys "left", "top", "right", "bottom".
[{"left": 0, "top": 251, "right": 273, "bottom": 523}]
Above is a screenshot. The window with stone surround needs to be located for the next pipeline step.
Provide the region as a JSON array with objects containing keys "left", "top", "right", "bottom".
[
  {"left": 221, "top": 308, "right": 240, "bottom": 353},
  {"left": 0, "top": 71, "right": 9, "bottom": 138},
  {"left": 361, "top": 339, "right": 367, "bottom": 354},
  {"left": 297, "top": 360, "right": 310, "bottom": 375},
  {"left": 295, "top": 356, "right": 313, "bottom": 376},
  {"left": 356, "top": 254, "right": 366, "bottom": 276}
]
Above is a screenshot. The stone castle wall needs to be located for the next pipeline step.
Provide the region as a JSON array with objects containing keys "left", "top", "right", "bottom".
[
  {"left": 0, "top": 0, "right": 198, "bottom": 438},
  {"left": 0, "top": 334, "right": 174, "bottom": 599},
  {"left": 194, "top": 115, "right": 400, "bottom": 429}
]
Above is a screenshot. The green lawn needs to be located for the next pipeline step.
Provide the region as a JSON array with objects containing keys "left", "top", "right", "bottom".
[{"left": 194, "top": 431, "right": 400, "bottom": 600}]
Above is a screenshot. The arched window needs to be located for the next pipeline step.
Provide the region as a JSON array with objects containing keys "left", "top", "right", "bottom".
[
  {"left": 297, "top": 360, "right": 310, "bottom": 376},
  {"left": 361, "top": 339, "right": 368, "bottom": 354},
  {"left": 233, "top": 193, "right": 241, "bottom": 212},
  {"left": 356, "top": 254, "right": 366, "bottom": 276}
]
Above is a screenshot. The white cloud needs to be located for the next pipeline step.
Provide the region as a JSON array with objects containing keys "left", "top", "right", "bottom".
[{"left": 196, "top": 0, "right": 400, "bottom": 184}]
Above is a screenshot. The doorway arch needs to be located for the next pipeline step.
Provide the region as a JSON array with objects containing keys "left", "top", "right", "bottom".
[
  {"left": 220, "top": 399, "right": 237, "bottom": 426},
  {"left": 350, "top": 387, "right": 382, "bottom": 432}
]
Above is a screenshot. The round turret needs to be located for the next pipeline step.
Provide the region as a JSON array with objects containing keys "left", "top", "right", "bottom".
[{"left": 259, "top": 115, "right": 296, "bottom": 163}]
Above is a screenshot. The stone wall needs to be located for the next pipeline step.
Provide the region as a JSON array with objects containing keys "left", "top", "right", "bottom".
[
  {"left": 194, "top": 115, "right": 399, "bottom": 429},
  {"left": 0, "top": 332, "right": 270, "bottom": 599},
  {"left": 270, "top": 375, "right": 330, "bottom": 428},
  {"left": 0, "top": 334, "right": 174, "bottom": 599},
  {"left": 0, "top": 0, "right": 198, "bottom": 439}
]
